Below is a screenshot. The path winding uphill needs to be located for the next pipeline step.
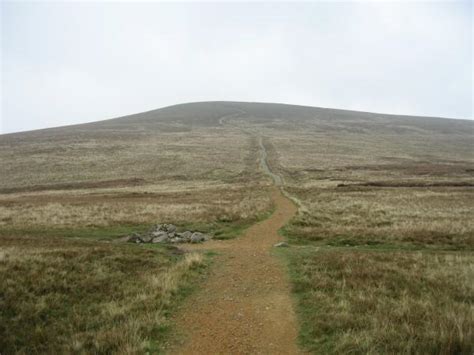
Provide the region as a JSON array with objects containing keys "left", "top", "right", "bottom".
[{"left": 169, "top": 135, "right": 302, "bottom": 354}]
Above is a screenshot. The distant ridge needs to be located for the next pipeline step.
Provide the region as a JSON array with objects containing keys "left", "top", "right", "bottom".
[{"left": 2, "top": 101, "right": 472, "bottom": 137}]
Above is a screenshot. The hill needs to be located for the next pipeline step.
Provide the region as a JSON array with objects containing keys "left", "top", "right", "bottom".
[
  {"left": 1, "top": 101, "right": 473, "bottom": 353},
  {"left": 1, "top": 101, "right": 472, "bottom": 190}
]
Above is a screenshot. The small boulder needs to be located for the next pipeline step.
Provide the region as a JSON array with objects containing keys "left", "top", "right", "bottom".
[
  {"left": 165, "top": 224, "right": 177, "bottom": 233},
  {"left": 150, "top": 225, "right": 164, "bottom": 236},
  {"left": 273, "top": 242, "right": 289, "bottom": 248},
  {"left": 179, "top": 231, "right": 193, "bottom": 240},
  {"left": 152, "top": 234, "right": 169, "bottom": 243},
  {"left": 191, "top": 232, "right": 206, "bottom": 243},
  {"left": 140, "top": 235, "right": 153, "bottom": 243}
]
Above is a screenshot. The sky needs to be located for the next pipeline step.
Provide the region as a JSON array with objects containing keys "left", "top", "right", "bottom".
[{"left": 1, "top": 0, "right": 472, "bottom": 134}]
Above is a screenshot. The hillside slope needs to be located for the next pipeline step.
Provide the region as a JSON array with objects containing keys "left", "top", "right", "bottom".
[
  {"left": 1, "top": 101, "right": 473, "bottom": 354},
  {"left": 1, "top": 101, "right": 472, "bottom": 190}
]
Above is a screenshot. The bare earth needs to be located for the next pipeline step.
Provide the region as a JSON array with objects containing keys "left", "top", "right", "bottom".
[{"left": 170, "top": 186, "right": 301, "bottom": 354}]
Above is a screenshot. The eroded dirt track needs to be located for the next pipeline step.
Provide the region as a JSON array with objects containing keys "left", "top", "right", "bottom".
[{"left": 170, "top": 187, "right": 301, "bottom": 354}]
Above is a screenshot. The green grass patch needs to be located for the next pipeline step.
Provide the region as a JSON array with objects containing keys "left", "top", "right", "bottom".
[
  {"left": 178, "top": 208, "right": 274, "bottom": 240},
  {"left": 280, "top": 223, "right": 473, "bottom": 251}
]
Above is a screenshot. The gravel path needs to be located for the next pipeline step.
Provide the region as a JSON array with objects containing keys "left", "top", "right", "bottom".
[
  {"left": 169, "top": 133, "right": 302, "bottom": 354},
  {"left": 170, "top": 187, "right": 300, "bottom": 354}
]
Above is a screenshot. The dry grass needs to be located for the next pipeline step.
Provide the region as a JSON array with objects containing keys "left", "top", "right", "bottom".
[
  {"left": 0, "top": 108, "right": 264, "bottom": 189},
  {"left": 0, "top": 235, "right": 206, "bottom": 354},
  {"left": 284, "top": 186, "right": 473, "bottom": 249},
  {"left": 0, "top": 105, "right": 272, "bottom": 239},
  {"left": 267, "top": 132, "right": 473, "bottom": 184},
  {"left": 0, "top": 184, "right": 272, "bottom": 229},
  {"left": 1, "top": 102, "right": 473, "bottom": 353},
  {"left": 287, "top": 247, "right": 473, "bottom": 354},
  {"left": 235, "top": 103, "right": 474, "bottom": 353},
  {"left": 220, "top": 103, "right": 474, "bottom": 250}
]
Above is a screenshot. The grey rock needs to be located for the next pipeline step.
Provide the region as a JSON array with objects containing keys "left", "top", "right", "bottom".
[
  {"left": 165, "top": 224, "right": 177, "bottom": 233},
  {"left": 140, "top": 235, "right": 153, "bottom": 243},
  {"left": 151, "top": 230, "right": 162, "bottom": 237},
  {"left": 179, "top": 231, "right": 193, "bottom": 239},
  {"left": 152, "top": 234, "right": 169, "bottom": 243},
  {"left": 151, "top": 231, "right": 168, "bottom": 239},
  {"left": 191, "top": 232, "right": 206, "bottom": 243},
  {"left": 273, "top": 242, "right": 289, "bottom": 248},
  {"left": 125, "top": 224, "right": 212, "bottom": 245}
]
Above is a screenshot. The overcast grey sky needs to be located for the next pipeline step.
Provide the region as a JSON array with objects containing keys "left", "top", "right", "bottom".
[{"left": 1, "top": 1, "right": 472, "bottom": 134}]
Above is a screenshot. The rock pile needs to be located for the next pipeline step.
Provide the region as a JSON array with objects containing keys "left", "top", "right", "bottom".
[{"left": 122, "top": 224, "right": 212, "bottom": 244}]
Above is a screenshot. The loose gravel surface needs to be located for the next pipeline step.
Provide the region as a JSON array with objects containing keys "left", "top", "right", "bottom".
[{"left": 169, "top": 187, "right": 301, "bottom": 354}]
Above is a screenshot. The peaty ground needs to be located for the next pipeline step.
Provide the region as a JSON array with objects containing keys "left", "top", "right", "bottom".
[{"left": 169, "top": 186, "right": 302, "bottom": 354}]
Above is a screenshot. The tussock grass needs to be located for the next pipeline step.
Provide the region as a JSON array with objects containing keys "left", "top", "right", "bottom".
[
  {"left": 0, "top": 185, "right": 272, "bottom": 238},
  {"left": 288, "top": 248, "right": 473, "bottom": 354},
  {"left": 285, "top": 187, "right": 473, "bottom": 249},
  {"left": 0, "top": 124, "right": 262, "bottom": 189},
  {"left": 253, "top": 104, "right": 474, "bottom": 353},
  {"left": 0, "top": 236, "right": 206, "bottom": 354},
  {"left": 2, "top": 102, "right": 473, "bottom": 353}
]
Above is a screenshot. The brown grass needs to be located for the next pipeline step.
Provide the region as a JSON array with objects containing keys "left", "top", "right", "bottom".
[
  {"left": 0, "top": 184, "right": 272, "bottom": 229},
  {"left": 285, "top": 186, "right": 474, "bottom": 249},
  {"left": 1, "top": 102, "right": 473, "bottom": 353},
  {"left": 246, "top": 103, "right": 474, "bottom": 353},
  {"left": 288, "top": 247, "right": 473, "bottom": 354},
  {"left": 0, "top": 120, "right": 264, "bottom": 189},
  {"left": 0, "top": 178, "right": 147, "bottom": 194},
  {"left": 0, "top": 235, "right": 206, "bottom": 354}
]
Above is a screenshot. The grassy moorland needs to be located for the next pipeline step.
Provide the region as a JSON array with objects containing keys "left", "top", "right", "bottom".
[
  {"left": 250, "top": 106, "right": 474, "bottom": 353},
  {"left": 0, "top": 103, "right": 274, "bottom": 353},
  {"left": 0, "top": 103, "right": 273, "bottom": 240},
  {"left": 1, "top": 101, "right": 473, "bottom": 353},
  {"left": 284, "top": 186, "right": 473, "bottom": 250},
  {"left": 0, "top": 235, "right": 206, "bottom": 353},
  {"left": 286, "top": 248, "right": 472, "bottom": 353},
  {"left": 0, "top": 183, "right": 272, "bottom": 240}
]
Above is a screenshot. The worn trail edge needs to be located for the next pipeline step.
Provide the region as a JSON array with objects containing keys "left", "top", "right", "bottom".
[{"left": 169, "top": 135, "right": 302, "bottom": 354}]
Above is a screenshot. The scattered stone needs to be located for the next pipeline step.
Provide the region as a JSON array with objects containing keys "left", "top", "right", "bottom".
[
  {"left": 273, "top": 242, "right": 289, "bottom": 248},
  {"left": 165, "top": 224, "right": 177, "bottom": 233},
  {"left": 151, "top": 231, "right": 168, "bottom": 239},
  {"left": 150, "top": 223, "right": 176, "bottom": 234},
  {"left": 140, "top": 235, "right": 153, "bottom": 243},
  {"left": 151, "top": 230, "right": 163, "bottom": 238},
  {"left": 152, "top": 234, "right": 169, "bottom": 243},
  {"left": 121, "top": 225, "right": 212, "bottom": 245},
  {"left": 191, "top": 232, "right": 206, "bottom": 243},
  {"left": 180, "top": 231, "right": 193, "bottom": 239}
]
